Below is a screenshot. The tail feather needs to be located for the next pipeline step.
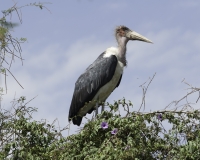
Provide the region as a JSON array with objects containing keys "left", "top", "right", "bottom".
[{"left": 71, "top": 116, "right": 82, "bottom": 126}]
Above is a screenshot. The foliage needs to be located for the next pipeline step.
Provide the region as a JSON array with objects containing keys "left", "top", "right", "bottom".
[
  {"left": 0, "top": 96, "right": 62, "bottom": 160},
  {"left": 1, "top": 97, "right": 200, "bottom": 159},
  {"left": 1, "top": 2, "right": 200, "bottom": 160},
  {"left": 50, "top": 99, "right": 200, "bottom": 160}
]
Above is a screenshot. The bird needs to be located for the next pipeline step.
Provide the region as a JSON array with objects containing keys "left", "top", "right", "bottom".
[{"left": 68, "top": 25, "right": 152, "bottom": 126}]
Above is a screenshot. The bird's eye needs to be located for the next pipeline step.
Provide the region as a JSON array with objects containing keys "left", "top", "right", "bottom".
[{"left": 119, "top": 30, "right": 125, "bottom": 36}]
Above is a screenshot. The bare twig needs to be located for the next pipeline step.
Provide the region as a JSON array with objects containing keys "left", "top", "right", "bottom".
[
  {"left": 138, "top": 73, "right": 156, "bottom": 112},
  {"left": 174, "top": 80, "right": 200, "bottom": 106},
  {"left": 4, "top": 69, "right": 7, "bottom": 94},
  {"left": 6, "top": 68, "right": 24, "bottom": 89},
  {"left": 24, "top": 95, "right": 38, "bottom": 106}
]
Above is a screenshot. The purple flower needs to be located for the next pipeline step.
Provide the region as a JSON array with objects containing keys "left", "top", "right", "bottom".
[
  {"left": 101, "top": 122, "right": 108, "bottom": 129},
  {"left": 157, "top": 113, "right": 162, "bottom": 121},
  {"left": 111, "top": 128, "right": 118, "bottom": 135}
]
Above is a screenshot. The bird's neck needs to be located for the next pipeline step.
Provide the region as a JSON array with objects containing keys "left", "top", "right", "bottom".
[{"left": 117, "top": 37, "right": 128, "bottom": 66}]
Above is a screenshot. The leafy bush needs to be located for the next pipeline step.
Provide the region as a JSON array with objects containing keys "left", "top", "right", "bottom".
[
  {"left": 1, "top": 97, "right": 200, "bottom": 159},
  {"left": 50, "top": 99, "right": 200, "bottom": 160},
  {"left": 0, "top": 97, "right": 60, "bottom": 159}
]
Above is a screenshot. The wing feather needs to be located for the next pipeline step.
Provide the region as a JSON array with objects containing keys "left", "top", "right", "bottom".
[{"left": 68, "top": 53, "right": 118, "bottom": 125}]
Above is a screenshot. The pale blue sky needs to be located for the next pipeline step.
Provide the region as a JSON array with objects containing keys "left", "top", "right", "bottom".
[{"left": 1, "top": 1, "right": 200, "bottom": 134}]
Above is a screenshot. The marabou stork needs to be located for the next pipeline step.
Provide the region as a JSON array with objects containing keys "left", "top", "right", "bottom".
[{"left": 69, "top": 25, "right": 152, "bottom": 126}]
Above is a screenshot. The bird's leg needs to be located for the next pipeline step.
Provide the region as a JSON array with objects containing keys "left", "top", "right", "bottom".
[
  {"left": 101, "top": 102, "right": 104, "bottom": 113},
  {"left": 95, "top": 98, "right": 99, "bottom": 117}
]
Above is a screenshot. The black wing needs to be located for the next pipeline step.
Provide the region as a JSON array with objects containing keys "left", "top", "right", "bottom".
[{"left": 69, "top": 53, "right": 118, "bottom": 126}]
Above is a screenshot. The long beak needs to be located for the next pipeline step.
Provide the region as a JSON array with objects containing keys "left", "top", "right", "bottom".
[{"left": 126, "top": 31, "right": 153, "bottom": 43}]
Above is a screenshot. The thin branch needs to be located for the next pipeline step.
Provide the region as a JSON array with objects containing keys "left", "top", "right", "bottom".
[
  {"left": 24, "top": 95, "right": 38, "bottom": 106},
  {"left": 175, "top": 87, "right": 200, "bottom": 106},
  {"left": 6, "top": 68, "right": 24, "bottom": 89},
  {"left": 196, "top": 91, "right": 200, "bottom": 103},
  {"left": 4, "top": 69, "right": 7, "bottom": 94},
  {"left": 138, "top": 73, "right": 156, "bottom": 112}
]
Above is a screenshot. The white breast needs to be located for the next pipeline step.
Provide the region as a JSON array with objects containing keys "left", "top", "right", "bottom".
[{"left": 93, "top": 60, "right": 124, "bottom": 101}]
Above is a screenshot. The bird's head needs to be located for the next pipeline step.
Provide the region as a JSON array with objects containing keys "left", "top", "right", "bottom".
[{"left": 115, "top": 25, "right": 153, "bottom": 43}]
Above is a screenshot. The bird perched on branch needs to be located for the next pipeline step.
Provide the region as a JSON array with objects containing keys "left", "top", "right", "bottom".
[{"left": 69, "top": 25, "right": 152, "bottom": 126}]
